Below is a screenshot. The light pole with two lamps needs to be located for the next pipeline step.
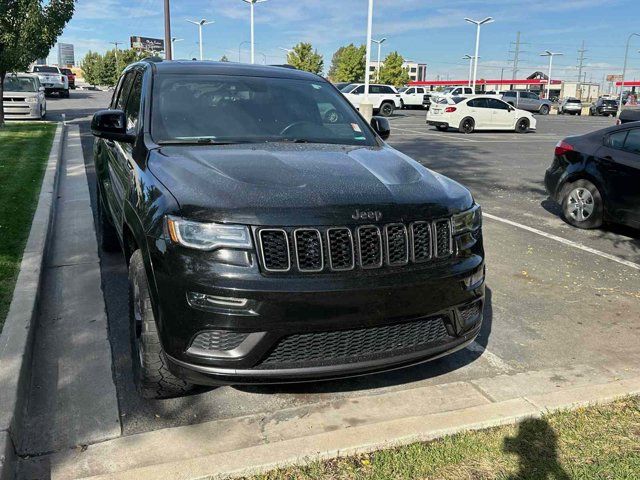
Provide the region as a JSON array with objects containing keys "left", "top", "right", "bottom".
[
  {"left": 617, "top": 33, "right": 640, "bottom": 117},
  {"left": 186, "top": 18, "right": 214, "bottom": 61},
  {"left": 462, "top": 54, "right": 478, "bottom": 87},
  {"left": 464, "top": 16, "right": 494, "bottom": 92},
  {"left": 241, "top": 0, "right": 268, "bottom": 64},
  {"left": 371, "top": 38, "right": 386, "bottom": 82}
]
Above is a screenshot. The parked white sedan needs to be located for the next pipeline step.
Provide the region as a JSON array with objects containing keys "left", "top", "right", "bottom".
[{"left": 426, "top": 96, "right": 537, "bottom": 133}]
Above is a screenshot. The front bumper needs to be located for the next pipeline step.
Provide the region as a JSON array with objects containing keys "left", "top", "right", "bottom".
[
  {"left": 149, "top": 233, "right": 485, "bottom": 385},
  {"left": 2, "top": 102, "right": 42, "bottom": 120}
]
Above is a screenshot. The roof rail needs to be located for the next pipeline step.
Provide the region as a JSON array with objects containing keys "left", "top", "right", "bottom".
[{"left": 140, "top": 56, "right": 163, "bottom": 63}]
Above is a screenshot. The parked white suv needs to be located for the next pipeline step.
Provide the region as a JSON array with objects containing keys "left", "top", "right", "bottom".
[
  {"left": 30, "top": 65, "right": 69, "bottom": 98},
  {"left": 340, "top": 83, "right": 402, "bottom": 117},
  {"left": 397, "top": 86, "right": 428, "bottom": 108},
  {"left": 432, "top": 86, "right": 474, "bottom": 102}
]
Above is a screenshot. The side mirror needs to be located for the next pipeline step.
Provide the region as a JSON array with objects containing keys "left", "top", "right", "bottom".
[
  {"left": 508, "top": 105, "right": 515, "bottom": 112},
  {"left": 91, "top": 110, "right": 135, "bottom": 143},
  {"left": 371, "top": 116, "right": 390, "bottom": 140},
  {"left": 39, "top": 86, "right": 45, "bottom": 92}
]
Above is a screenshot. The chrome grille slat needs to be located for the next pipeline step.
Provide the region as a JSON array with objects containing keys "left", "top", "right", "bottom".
[{"left": 256, "top": 220, "right": 453, "bottom": 274}]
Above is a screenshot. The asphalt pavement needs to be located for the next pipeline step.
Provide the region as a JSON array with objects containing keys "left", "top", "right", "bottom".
[{"left": 40, "top": 91, "right": 640, "bottom": 441}]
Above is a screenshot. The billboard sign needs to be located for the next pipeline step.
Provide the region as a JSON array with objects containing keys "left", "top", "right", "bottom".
[
  {"left": 130, "top": 36, "right": 164, "bottom": 52},
  {"left": 606, "top": 74, "right": 623, "bottom": 82},
  {"left": 58, "top": 43, "right": 75, "bottom": 66}
]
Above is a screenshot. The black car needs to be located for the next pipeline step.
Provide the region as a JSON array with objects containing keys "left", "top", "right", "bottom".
[
  {"left": 589, "top": 98, "right": 618, "bottom": 117},
  {"left": 91, "top": 60, "right": 485, "bottom": 399},
  {"left": 618, "top": 107, "right": 640, "bottom": 124},
  {"left": 545, "top": 122, "right": 640, "bottom": 229}
]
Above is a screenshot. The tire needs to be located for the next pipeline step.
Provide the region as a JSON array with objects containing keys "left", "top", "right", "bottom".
[
  {"left": 589, "top": 109, "right": 593, "bottom": 116},
  {"left": 61, "top": 89, "right": 70, "bottom": 98},
  {"left": 539, "top": 105, "right": 550, "bottom": 115},
  {"left": 129, "top": 250, "right": 194, "bottom": 399},
  {"left": 560, "top": 179, "right": 603, "bottom": 229},
  {"left": 379, "top": 101, "right": 394, "bottom": 117},
  {"left": 97, "top": 191, "right": 121, "bottom": 252},
  {"left": 515, "top": 117, "right": 529, "bottom": 133},
  {"left": 459, "top": 117, "right": 475, "bottom": 134},
  {"left": 577, "top": 111, "right": 581, "bottom": 116},
  {"left": 435, "top": 125, "right": 448, "bottom": 132}
]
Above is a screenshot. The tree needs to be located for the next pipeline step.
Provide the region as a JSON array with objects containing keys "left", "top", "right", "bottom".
[
  {"left": 220, "top": 55, "right": 229, "bottom": 62},
  {"left": 328, "top": 44, "right": 366, "bottom": 83},
  {"left": 81, "top": 51, "right": 102, "bottom": 85},
  {"left": 378, "top": 51, "right": 410, "bottom": 87},
  {"left": 286, "top": 42, "right": 323, "bottom": 75},
  {"left": 0, "top": 0, "right": 75, "bottom": 125}
]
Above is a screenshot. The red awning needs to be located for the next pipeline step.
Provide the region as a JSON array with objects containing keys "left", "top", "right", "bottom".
[
  {"left": 408, "top": 79, "right": 562, "bottom": 86},
  {"left": 615, "top": 80, "right": 640, "bottom": 87}
]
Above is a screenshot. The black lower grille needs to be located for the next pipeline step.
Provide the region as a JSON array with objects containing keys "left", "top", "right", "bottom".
[
  {"left": 459, "top": 301, "right": 482, "bottom": 327},
  {"left": 190, "top": 331, "right": 248, "bottom": 352},
  {"left": 258, "top": 316, "right": 450, "bottom": 369}
]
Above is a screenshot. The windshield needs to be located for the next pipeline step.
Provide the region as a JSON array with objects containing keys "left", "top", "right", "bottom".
[
  {"left": 152, "top": 75, "right": 376, "bottom": 146},
  {"left": 3, "top": 76, "right": 38, "bottom": 92},
  {"left": 397, "top": 87, "right": 408, "bottom": 93},
  {"left": 340, "top": 83, "right": 356, "bottom": 92},
  {"left": 567, "top": 99, "right": 581, "bottom": 104},
  {"left": 33, "top": 66, "right": 58, "bottom": 73},
  {"left": 441, "top": 87, "right": 454, "bottom": 95},
  {"left": 60, "top": 68, "right": 72, "bottom": 75},
  {"left": 602, "top": 100, "right": 617, "bottom": 106}
]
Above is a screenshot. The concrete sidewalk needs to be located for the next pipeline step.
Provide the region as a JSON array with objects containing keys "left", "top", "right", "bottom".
[{"left": 18, "top": 125, "right": 120, "bottom": 458}]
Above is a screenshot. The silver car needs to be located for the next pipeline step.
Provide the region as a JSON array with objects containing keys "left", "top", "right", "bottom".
[
  {"left": 2, "top": 73, "right": 47, "bottom": 120},
  {"left": 558, "top": 98, "right": 583, "bottom": 115}
]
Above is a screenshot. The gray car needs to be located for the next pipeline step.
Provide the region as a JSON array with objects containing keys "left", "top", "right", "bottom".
[
  {"left": 2, "top": 73, "right": 46, "bottom": 120},
  {"left": 501, "top": 90, "right": 552, "bottom": 115},
  {"left": 559, "top": 97, "right": 583, "bottom": 115}
]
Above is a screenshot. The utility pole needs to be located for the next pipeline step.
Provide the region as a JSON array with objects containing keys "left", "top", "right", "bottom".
[
  {"left": 576, "top": 41, "right": 587, "bottom": 100},
  {"left": 164, "top": 0, "right": 172, "bottom": 60},
  {"left": 617, "top": 33, "right": 640, "bottom": 117},
  {"left": 241, "top": 0, "right": 268, "bottom": 64},
  {"left": 110, "top": 41, "right": 123, "bottom": 72},
  {"left": 510, "top": 31, "right": 521, "bottom": 79},
  {"left": 361, "top": 0, "right": 374, "bottom": 121}
]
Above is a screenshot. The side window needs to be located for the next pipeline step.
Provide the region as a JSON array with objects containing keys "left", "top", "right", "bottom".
[
  {"left": 452, "top": 88, "right": 461, "bottom": 95},
  {"left": 406, "top": 88, "right": 415, "bottom": 94},
  {"left": 115, "top": 72, "right": 135, "bottom": 110},
  {"left": 465, "top": 88, "right": 473, "bottom": 94},
  {"left": 124, "top": 73, "right": 143, "bottom": 133},
  {"left": 487, "top": 98, "right": 509, "bottom": 110},
  {"left": 110, "top": 75, "right": 126, "bottom": 108},
  {"left": 622, "top": 129, "right": 640, "bottom": 154},
  {"left": 608, "top": 131, "right": 628, "bottom": 149},
  {"left": 353, "top": 85, "right": 364, "bottom": 94},
  {"left": 369, "top": 85, "right": 384, "bottom": 94},
  {"left": 504, "top": 91, "right": 516, "bottom": 98},
  {"left": 416, "top": 88, "right": 424, "bottom": 94},
  {"left": 468, "top": 98, "right": 488, "bottom": 108},
  {"left": 382, "top": 86, "right": 395, "bottom": 94}
]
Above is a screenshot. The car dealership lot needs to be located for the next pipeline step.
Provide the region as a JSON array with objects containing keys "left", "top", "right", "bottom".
[{"left": 22, "top": 94, "right": 640, "bottom": 477}]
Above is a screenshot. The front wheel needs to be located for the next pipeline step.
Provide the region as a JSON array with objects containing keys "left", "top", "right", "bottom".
[
  {"left": 129, "top": 250, "right": 194, "bottom": 399},
  {"left": 515, "top": 117, "right": 529, "bottom": 133},
  {"left": 379, "top": 102, "right": 394, "bottom": 117},
  {"left": 459, "top": 117, "right": 475, "bottom": 134},
  {"left": 560, "top": 179, "right": 603, "bottom": 229},
  {"left": 539, "top": 105, "right": 550, "bottom": 115}
]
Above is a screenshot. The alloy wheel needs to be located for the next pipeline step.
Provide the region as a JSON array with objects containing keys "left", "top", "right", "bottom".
[{"left": 567, "top": 187, "right": 595, "bottom": 222}]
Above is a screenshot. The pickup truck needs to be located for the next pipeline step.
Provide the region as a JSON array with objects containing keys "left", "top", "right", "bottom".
[
  {"left": 30, "top": 65, "right": 69, "bottom": 97},
  {"left": 501, "top": 90, "right": 550, "bottom": 115},
  {"left": 341, "top": 83, "right": 402, "bottom": 117},
  {"left": 397, "top": 86, "right": 428, "bottom": 109}
]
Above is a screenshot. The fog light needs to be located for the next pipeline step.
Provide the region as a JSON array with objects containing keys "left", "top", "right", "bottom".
[
  {"left": 187, "top": 292, "right": 249, "bottom": 308},
  {"left": 463, "top": 268, "right": 484, "bottom": 288}
]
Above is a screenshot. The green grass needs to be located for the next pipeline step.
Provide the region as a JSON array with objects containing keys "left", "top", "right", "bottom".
[
  {"left": 0, "top": 123, "right": 56, "bottom": 332},
  {"left": 246, "top": 397, "right": 640, "bottom": 480}
]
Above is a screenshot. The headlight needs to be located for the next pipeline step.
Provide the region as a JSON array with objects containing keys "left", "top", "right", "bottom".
[
  {"left": 25, "top": 97, "right": 38, "bottom": 103},
  {"left": 452, "top": 204, "right": 482, "bottom": 234},
  {"left": 166, "top": 216, "right": 252, "bottom": 251}
]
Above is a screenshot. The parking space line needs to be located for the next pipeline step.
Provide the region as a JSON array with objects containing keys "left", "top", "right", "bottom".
[
  {"left": 484, "top": 212, "right": 640, "bottom": 271},
  {"left": 467, "top": 341, "right": 514, "bottom": 373}
]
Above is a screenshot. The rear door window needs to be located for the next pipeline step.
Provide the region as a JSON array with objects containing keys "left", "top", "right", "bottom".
[
  {"left": 622, "top": 129, "right": 640, "bottom": 154},
  {"left": 467, "top": 98, "right": 488, "bottom": 108},
  {"left": 487, "top": 98, "right": 510, "bottom": 110},
  {"left": 608, "top": 131, "right": 628, "bottom": 149}
]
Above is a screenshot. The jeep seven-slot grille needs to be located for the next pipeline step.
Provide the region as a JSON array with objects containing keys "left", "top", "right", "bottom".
[{"left": 258, "top": 219, "right": 453, "bottom": 273}]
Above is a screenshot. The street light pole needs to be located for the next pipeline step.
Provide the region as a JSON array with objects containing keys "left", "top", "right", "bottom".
[
  {"left": 361, "top": 0, "right": 374, "bottom": 122},
  {"left": 164, "top": 0, "right": 172, "bottom": 60},
  {"left": 462, "top": 54, "right": 478, "bottom": 87},
  {"left": 617, "top": 33, "right": 640, "bottom": 117},
  {"left": 171, "top": 37, "right": 183, "bottom": 57},
  {"left": 540, "top": 50, "right": 563, "bottom": 99},
  {"left": 241, "top": 0, "right": 268, "bottom": 64},
  {"left": 279, "top": 47, "right": 293, "bottom": 63},
  {"left": 186, "top": 19, "right": 214, "bottom": 61},
  {"left": 371, "top": 38, "right": 386, "bottom": 82},
  {"left": 465, "top": 17, "right": 494, "bottom": 92}
]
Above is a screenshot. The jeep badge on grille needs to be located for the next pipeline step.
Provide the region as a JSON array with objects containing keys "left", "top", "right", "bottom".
[{"left": 352, "top": 209, "right": 382, "bottom": 221}]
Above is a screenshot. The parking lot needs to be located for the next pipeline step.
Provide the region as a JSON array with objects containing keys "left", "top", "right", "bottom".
[{"left": 24, "top": 92, "right": 640, "bottom": 476}]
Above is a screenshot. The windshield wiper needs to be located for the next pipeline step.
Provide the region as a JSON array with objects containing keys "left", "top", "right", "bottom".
[{"left": 157, "top": 138, "right": 253, "bottom": 145}]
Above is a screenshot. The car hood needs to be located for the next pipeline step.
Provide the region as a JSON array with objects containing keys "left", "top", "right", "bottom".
[{"left": 148, "top": 143, "right": 473, "bottom": 226}]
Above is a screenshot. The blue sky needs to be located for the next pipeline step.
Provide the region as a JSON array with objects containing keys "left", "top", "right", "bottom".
[{"left": 54, "top": 0, "right": 640, "bottom": 83}]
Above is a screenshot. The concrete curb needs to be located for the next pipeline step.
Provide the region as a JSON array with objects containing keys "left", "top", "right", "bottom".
[
  {"left": 0, "top": 123, "right": 65, "bottom": 480},
  {"left": 51, "top": 373, "right": 640, "bottom": 480}
]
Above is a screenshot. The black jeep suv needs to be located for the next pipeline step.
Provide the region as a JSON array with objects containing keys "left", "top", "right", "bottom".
[{"left": 92, "top": 60, "right": 485, "bottom": 399}]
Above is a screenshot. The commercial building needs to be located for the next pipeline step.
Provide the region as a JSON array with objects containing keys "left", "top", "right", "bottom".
[
  {"left": 57, "top": 43, "right": 75, "bottom": 67},
  {"left": 369, "top": 60, "right": 427, "bottom": 82}
]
